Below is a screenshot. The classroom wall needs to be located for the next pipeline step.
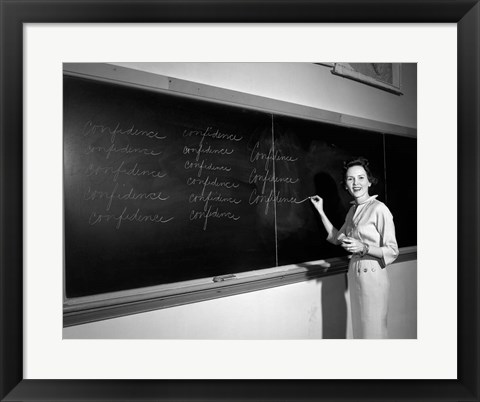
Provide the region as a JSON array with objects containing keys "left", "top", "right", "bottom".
[
  {"left": 107, "top": 62, "right": 417, "bottom": 129},
  {"left": 64, "top": 63, "right": 417, "bottom": 339}
]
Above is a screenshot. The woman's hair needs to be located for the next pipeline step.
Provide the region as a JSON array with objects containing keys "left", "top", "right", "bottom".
[{"left": 342, "top": 157, "right": 378, "bottom": 186}]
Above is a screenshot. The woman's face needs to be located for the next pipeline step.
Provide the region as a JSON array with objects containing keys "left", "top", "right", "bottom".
[{"left": 345, "top": 165, "right": 371, "bottom": 202}]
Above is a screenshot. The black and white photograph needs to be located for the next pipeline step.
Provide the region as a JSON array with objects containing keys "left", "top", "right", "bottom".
[
  {"left": 2, "top": 4, "right": 478, "bottom": 401},
  {"left": 62, "top": 62, "right": 417, "bottom": 340}
]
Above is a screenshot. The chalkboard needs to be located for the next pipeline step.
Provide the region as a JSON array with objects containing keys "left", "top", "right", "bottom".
[
  {"left": 385, "top": 134, "right": 417, "bottom": 247},
  {"left": 64, "top": 75, "right": 416, "bottom": 298}
]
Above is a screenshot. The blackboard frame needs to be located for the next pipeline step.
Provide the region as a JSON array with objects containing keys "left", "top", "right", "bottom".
[
  {"left": 1, "top": 1, "right": 477, "bottom": 402},
  {"left": 62, "top": 63, "right": 417, "bottom": 326}
]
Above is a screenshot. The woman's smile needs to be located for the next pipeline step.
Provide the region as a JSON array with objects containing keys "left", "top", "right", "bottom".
[{"left": 345, "top": 165, "right": 371, "bottom": 203}]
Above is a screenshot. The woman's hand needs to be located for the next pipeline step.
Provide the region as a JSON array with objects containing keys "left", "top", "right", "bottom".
[
  {"left": 310, "top": 195, "right": 324, "bottom": 214},
  {"left": 341, "top": 237, "right": 366, "bottom": 254}
]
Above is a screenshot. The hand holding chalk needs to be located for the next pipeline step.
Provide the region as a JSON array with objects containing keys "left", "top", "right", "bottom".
[
  {"left": 295, "top": 196, "right": 314, "bottom": 204},
  {"left": 310, "top": 195, "right": 324, "bottom": 213}
]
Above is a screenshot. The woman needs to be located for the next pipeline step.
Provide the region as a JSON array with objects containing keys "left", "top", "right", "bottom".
[{"left": 311, "top": 158, "right": 398, "bottom": 339}]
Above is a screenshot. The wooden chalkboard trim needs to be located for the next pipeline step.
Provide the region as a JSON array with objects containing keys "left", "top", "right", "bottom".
[
  {"left": 63, "top": 63, "right": 416, "bottom": 138},
  {"left": 63, "top": 246, "right": 416, "bottom": 327}
]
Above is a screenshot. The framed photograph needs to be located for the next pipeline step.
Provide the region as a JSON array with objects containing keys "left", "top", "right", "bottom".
[
  {"left": 1, "top": 1, "right": 479, "bottom": 401},
  {"left": 332, "top": 63, "right": 403, "bottom": 94}
]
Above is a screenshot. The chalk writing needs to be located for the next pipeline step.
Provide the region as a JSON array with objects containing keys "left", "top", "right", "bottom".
[
  {"left": 249, "top": 188, "right": 301, "bottom": 215},
  {"left": 88, "top": 207, "right": 174, "bottom": 230},
  {"left": 189, "top": 206, "right": 240, "bottom": 231},
  {"left": 250, "top": 141, "right": 298, "bottom": 170},
  {"left": 83, "top": 121, "right": 167, "bottom": 143},
  {"left": 183, "top": 144, "right": 234, "bottom": 162},
  {"left": 248, "top": 168, "right": 299, "bottom": 193},
  {"left": 81, "top": 119, "right": 169, "bottom": 228},
  {"left": 183, "top": 127, "right": 243, "bottom": 144},
  {"left": 189, "top": 191, "right": 241, "bottom": 213},
  {"left": 84, "top": 183, "right": 169, "bottom": 211},
  {"left": 186, "top": 176, "right": 239, "bottom": 195},
  {"left": 84, "top": 161, "right": 166, "bottom": 182},
  {"left": 181, "top": 128, "right": 243, "bottom": 230},
  {"left": 86, "top": 142, "right": 162, "bottom": 159},
  {"left": 184, "top": 159, "right": 232, "bottom": 178}
]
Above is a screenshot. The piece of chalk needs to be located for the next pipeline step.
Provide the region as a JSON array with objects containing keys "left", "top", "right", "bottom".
[{"left": 213, "top": 274, "right": 237, "bottom": 282}]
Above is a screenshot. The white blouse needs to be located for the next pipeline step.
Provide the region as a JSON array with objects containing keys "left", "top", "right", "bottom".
[{"left": 327, "top": 195, "right": 399, "bottom": 268}]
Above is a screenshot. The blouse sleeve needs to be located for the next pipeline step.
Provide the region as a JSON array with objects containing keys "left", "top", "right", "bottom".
[
  {"left": 326, "top": 207, "right": 353, "bottom": 245},
  {"left": 376, "top": 205, "right": 399, "bottom": 268},
  {"left": 326, "top": 222, "right": 347, "bottom": 245}
]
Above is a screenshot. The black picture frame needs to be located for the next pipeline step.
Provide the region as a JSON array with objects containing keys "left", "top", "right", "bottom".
[{"left": 0, "top": 1, "right": 478, "bottom": 401}]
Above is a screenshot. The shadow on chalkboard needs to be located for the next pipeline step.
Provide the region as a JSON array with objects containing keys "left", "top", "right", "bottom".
[{"left": 313, "top": 171, "right": 347, "bottom": 232}]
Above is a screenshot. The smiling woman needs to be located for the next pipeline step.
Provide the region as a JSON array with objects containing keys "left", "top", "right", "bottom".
[{"left": 310, "top": 157, "right": 399, "bottom": 339}]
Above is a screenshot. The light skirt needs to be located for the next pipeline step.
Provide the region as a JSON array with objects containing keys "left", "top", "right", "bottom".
[{"left": 348, "top": 256, "right": 390, "bottom": 339}]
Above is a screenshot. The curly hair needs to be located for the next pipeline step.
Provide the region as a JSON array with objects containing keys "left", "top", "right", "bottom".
[{"left": 342, "top": 157, "right": 378, "bottom": 186}]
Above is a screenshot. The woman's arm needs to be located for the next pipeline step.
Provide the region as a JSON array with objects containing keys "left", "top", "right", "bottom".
[
  {"left": 375, "top": 205, "right": 399, "bottom": 266},
  {"left": 310, "top": 195, "right": 345, "bottom": 244}
]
